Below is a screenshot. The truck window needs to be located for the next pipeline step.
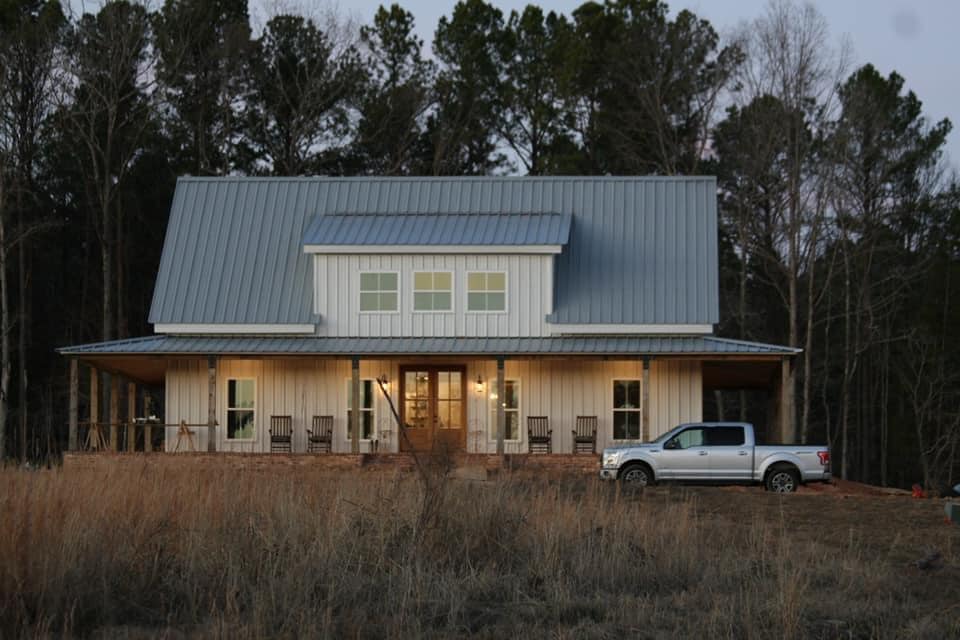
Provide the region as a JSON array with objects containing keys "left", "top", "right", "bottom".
[
  {"left": 667, "top": 428, "right": 705, "bottom": 449},
  {"left": 706, "top": 427, "right": 745, "bottom": 446}
]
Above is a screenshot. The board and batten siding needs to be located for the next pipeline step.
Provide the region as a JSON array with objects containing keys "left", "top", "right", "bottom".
[
  {"left": 312, "top": 254, "right": 553, "bottom": 337},
  {"left": 165, "top": 357, "right": 703, "bottom": 453}
]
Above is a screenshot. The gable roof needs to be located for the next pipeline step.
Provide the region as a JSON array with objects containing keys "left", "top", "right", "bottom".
[
  {"left": 148, "top": 176, "right": 719, "bottom": 326},
  {"left": 302, "top": 212, "right": 572, "bottom": 249}
]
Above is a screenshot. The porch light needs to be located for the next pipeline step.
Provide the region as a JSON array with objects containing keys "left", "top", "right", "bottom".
[
  {"left": 377, "top": 374, "right": 390, "bottom": 390},
  {"left": 475, "top": 375, "right": 485, "bottom": 394}
]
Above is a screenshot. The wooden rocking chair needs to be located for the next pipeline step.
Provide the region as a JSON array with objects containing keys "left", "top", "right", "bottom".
[
  {"left": 573, "top": 416, "right": 598, "bottom": 454},
  {"left": 307, "top": 415, "right": 334, "bottom": 453},
  {"left": 527, "top": 416, "right": 552, "bottom": 454},
  {"left": 269, "top": 415, "right": 293, "bottom": 453}
]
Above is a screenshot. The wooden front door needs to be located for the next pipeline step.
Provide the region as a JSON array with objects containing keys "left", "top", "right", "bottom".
[{"left": 400, "top": 366, "right": 466, "bottom": 452}]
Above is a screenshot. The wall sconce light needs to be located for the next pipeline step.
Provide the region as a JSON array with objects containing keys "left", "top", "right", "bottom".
[
  {"left": 377, "top": 374, "right": 390, "bottom": 391},
  {"left": 475, "top": 374, "right": 485, "bottom": 394}
]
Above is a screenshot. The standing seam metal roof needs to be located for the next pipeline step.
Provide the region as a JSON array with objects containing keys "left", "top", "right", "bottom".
[
  {"left": 302, "top": 212, "right": 573, "bottom": 246},
  {"left": 148, "top": 177, "right": 719, "bottom": 326},
  {"left": 59, "top": 335, "right": 798, "bottom": 356}
]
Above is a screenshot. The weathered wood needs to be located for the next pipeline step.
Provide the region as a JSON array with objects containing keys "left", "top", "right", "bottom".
[
  {"left": 642, "top": 357, "right": 651, "bottom": 441},
  {"left": 780, "top": 357, "right": 794, "bottom": 444},
  {"left": 68, "top": 360, "right": 78, "bottom": 451},
  {"left": 496, "top": 357, "right": 505, "bottom": 456},
  {"left": 87, "top": 367, "right": 100, "bottom": 450},
  {"left": 109, "top": 375, "right": 119, "bottom": 451},
  {"left": 350, "top": 357, "right": 360, "bottom": 454},
  {"left": 127, "top": 381, "right": 136, "bottom": 451},
  {"left": 207, "top": 356, "right": 216, "bottom": 452}
]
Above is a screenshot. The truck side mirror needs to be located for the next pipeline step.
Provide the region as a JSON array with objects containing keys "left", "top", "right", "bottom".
[{"left": 664, "top": 439, "right": 679, "bottom": 450}]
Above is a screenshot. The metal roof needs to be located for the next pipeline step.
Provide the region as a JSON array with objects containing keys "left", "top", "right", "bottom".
[
  {"left": 149, "top": 177, "right": 719, "bottom": 326},
  {"left": 59, "top": 335, "right": 797, "bottom": 356},
  {"left": 302, "top": 212, "right": 572, "bottom": 247}
]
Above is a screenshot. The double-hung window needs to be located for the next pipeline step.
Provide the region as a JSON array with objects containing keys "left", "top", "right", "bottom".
[
  {"left": 413, "top": 271, "right": 452, "bottom": 312},
  {"left": 612, "top": 379, "right": 641, "bottom": 440},
  {"left": 346, "top": 379, "right": 375, "bottom": 440},
  {"left": 360, "top": 272, "right": 398, "bottom": 312},
  {"left": 467, "top": 272, "right": 506, "bottom": 312},
  {"left": 226, "top": 378, "right": 255, "bottom": 440},
  {"left": 491, "top": 379, "right": 520, "bottom": 440}
]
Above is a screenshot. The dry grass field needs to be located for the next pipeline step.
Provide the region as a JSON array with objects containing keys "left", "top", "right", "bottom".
[{"left": 1, "top": 464, "right": 958, "bottom": 639}]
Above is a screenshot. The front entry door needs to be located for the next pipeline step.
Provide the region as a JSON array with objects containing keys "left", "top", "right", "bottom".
[{"left": 400, "top": 366, "right": 466, "bottom": 452}]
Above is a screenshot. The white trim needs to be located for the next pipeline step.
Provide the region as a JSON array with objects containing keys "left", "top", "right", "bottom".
[
  {"left": 412, "top": 270, "right": 454, "bottom": 313},
  {"left": 465, "top": 270, "right": 508, "bottom": 314},
  {"left": 225, "top": 377, "right": 257, "bottom": 442},
  {"left": 155, "top": 323, "right": 315, "bottom": 335},
  {"left": 489, "top": 378, "right": 521, "bottom": 442},
  {"left": 304, "top": 244, "right": 563, "bottom": 255},
  {"left": 549, "top": 323, "right": 714, "bottom": 335},
  {"left": 611, "top": 377, "right": 643, "bottom": 443},
  {"left": 358, "top": 270, "right": 401, "bottom": 314}
]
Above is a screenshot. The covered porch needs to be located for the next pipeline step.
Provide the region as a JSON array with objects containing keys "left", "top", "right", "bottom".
[{"left": 58, "top": 335, "right": 800, "bottom": 456}]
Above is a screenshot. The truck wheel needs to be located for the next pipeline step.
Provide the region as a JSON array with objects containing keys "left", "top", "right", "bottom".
[
  {"left": 765, "top": 465, "right": 800, "bottom": 493},
  {"left": 620, "top": 464, "right": 654, "bottom": 488}
]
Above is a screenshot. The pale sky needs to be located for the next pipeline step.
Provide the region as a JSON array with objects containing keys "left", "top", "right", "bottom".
[{"left": 329, "top": 0, "right": 960, "bottom": 169}]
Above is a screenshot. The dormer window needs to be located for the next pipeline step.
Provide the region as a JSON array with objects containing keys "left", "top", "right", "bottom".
[
  {"left": 413, "top": 272, "right": 453, "bottom": 312},
  {"left": 467, "top": 272, "right": 506, "bottom": 312},
  {"left": 360, "top": 272, "right": 398, "bottom": 312}
]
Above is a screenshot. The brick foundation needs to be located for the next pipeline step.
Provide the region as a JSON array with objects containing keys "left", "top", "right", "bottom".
[{"left": 62, "top": 451, "right": 600, "bottom": 477}]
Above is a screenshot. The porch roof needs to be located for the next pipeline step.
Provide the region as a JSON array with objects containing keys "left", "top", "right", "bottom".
[{"left": 59, "top": 335, "right": 799, "bottom": 357}]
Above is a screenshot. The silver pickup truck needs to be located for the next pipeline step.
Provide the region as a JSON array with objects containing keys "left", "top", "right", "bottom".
[{"left": 599, "top": 422, "right": 831, "bottom": 493}]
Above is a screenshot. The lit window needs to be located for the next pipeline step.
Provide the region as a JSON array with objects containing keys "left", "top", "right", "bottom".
[
  {"left": 413, "top": 271, "right": 452, "bottom": 311},
  {"left": 612, "top": 379, "right": 641, "bottom": 440},
  {"left": 227, "top": 379, "right": 255, "bottom": 440},
  {"left": 347, "top": 379, "right": 375, "bottom": 440},
  {"left": 467, "top": 272, "right": 506, "bottom": 312},
  {"left": 360, "top": 272, "right": 398, "bottom": 312}
]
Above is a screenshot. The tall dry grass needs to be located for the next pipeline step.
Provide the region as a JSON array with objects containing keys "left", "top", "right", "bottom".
[{"left": 0, "top": 464, "right": 957, "bottom": 638}]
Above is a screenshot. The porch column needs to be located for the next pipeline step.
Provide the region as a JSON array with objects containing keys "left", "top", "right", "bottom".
[
  {"left": 89, "top": 366, "right": 99, "bottom": 450},
  {"left": 207, "top": 356, "right": 217, "bottom": 452},
  {"left": 495, "top": 357, "right": 505, "bottom": 456},
  {"left": 780, "top": 356, "right": 795, "bottom": 444},
  {"left": 350, "top": 357, "right": 360, "bottom": 454},
  {"left": 642, "top": 356, "right": 651, "bottom": 441},
  {"left": 109, "top": 375, "right": 120, "bottom": 451},
  {"left": 127, "top": 381, "right": 136, "bottom": 451},
  {"left": 68, "top": 359, "right": 78, "bottom": 451}
]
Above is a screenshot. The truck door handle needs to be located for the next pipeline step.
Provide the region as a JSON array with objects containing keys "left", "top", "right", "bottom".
[
  {"left": 698, "top": 451, "right": 708, "bottom": 456},
  {"left": 738, "top": 451, "right": 749, "bottom": 456}
]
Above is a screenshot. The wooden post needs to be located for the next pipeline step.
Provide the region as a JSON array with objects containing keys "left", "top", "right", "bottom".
[
  {"left": 89, "top": 366, "right": 99, "bottom": 450},
  {"left": 109, "top": 375, "right": 119, "bottom": 451},
  {"left": 68, "top": 360, "right": 79, "bottom": 451},
  {"left": 127, "top": 381, "right": 136, "bottom": 451},
  {"left": 780, "top": 356, "right": 794, "bottom": 444},
  {"left": 642, "top": 356, "right": 651, "bottom": 441},
  {"left": 350, "top": 357, "right": 360, "bottom": 454},
  {"left": 207, "top": 356, "right": 217, "bottom": 452},
  {"left": 143, "top": 390, "right": 152, "bottom": 452},
  {"left": 496, "top": 357, "right": 505, "bottom": 456}
]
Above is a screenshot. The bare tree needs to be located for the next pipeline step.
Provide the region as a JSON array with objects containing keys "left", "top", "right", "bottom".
[{"left": 732, "top": 0, "right": 849, "bottom": 442}]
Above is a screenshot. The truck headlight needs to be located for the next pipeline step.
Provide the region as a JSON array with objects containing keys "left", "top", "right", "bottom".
[{"left": 602, "top": 453, "right": 619, "bottom": 468}]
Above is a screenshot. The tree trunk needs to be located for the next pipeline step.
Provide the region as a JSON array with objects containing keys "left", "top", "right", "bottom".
[
  {"left": 0, "top": 191, "right": 9, "bottom": 462},
  {"left": 16, "top": 185, "right": 27, "bottom": 461}
]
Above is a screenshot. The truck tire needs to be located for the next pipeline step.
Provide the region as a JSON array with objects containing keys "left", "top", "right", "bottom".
[
  {"left": 620, "top": 463, "right": 654, "bottom": 487},
  {"left": 765, "top": 465, "right": 800, "bottom": 493}
]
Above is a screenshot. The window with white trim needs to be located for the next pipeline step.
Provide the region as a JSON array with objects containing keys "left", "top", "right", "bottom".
[
  {"left": 413, "top": 271, "right": 452, "bottom": 311},
  {"left": 612, "top": 379, "right": 641, "bottom": 440},
  {"left": 226, "top": 378, "right": 255, "bottom": 440},
  {"left": 491, "top": 379, "right": 520, "bottom": 440},
  {"left": 360, "top": 272, "right": 398, "bottom": 312},
  {"left": 346, "top": 379, "right": 375, "bottom": 440},
  {"left": 467, "top": 272, "right": 506, "bottom": 312}
]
